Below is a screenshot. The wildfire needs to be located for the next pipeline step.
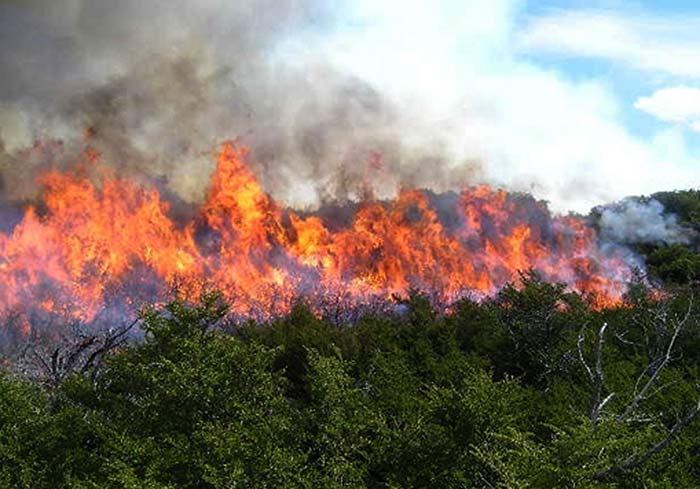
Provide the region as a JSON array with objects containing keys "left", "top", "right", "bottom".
[{"left": 0, "top": 141, "right": 634, "bottom": 327}]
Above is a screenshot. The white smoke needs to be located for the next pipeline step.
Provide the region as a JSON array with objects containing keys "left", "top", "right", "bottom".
[
  {"left": 0, "top": 0, "right": 481, "bottom": 210},
  {"left": 597, "top": 198, "right": 693, "bottom": 246}
]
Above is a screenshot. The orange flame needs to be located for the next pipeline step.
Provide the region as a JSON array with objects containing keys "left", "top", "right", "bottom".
[{"left": 0, "top": 141, "right": 634, "bottom": 326}]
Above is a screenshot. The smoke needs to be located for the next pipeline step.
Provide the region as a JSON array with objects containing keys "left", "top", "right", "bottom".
[
  {"left": 2, "top": 0, "right": 698, "bottom": 223},
  {"left": 596, "top": 198, "right": 694, "bottom": 246},
  {"left": 0, "top": 0, "right": 481, "bottom": 209}
]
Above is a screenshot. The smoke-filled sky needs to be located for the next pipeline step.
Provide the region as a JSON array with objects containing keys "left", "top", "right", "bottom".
[{"left": 0, "top": 0, "right": 698, "bottom": 213}]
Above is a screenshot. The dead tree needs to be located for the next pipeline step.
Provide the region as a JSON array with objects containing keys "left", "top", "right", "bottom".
[
  {"left": 578, "top": 322, "right": 615, "bottom": 424},
  {"left": 17, "top": 318, "right": 138, "bottom": 390},
  {"left": 577, "top": 296, "right": 699, "bottom": 480},
  {"left": 594, "top": 396, "right": 700, "bottom": 481}
]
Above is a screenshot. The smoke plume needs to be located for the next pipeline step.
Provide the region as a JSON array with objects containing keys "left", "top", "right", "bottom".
[
  {"left": 596, "top": 198, "right": 694, "bottom": 246},
  {"left": 0, "top": 0, "right": 480, "bottom": 210}
]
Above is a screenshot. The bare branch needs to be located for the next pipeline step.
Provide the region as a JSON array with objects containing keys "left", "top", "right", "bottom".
[
  {"left": 614, "top": 330, "right": 641, "bottom": 347},
  {"left": 81, "top": 319, "right": 138, "bottom": 378},
  {"left": 18, "top": 318, "right": 139, "bottom": 389},
  {"left": 619, "top": 298, "right": 693, "bottom": 423},
  {"left": 596, "top": 396, "right": 700, "bottom": 481},
  {"left": 589, "top": 322, "right": 608, "bottom": 423},
  {"left": 577, "top": 325, "right": 594, "bottom": 383},
  {"left": 598, "top": 392, "right": 616, "bottom": 413}
]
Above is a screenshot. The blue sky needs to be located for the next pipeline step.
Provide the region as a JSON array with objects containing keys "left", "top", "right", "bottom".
[
  {"left": 515, "top": 1, "right": 700, "bottom": 140},
  {"left": 293, "top": 0, "right": 700, "bottom": 211}
]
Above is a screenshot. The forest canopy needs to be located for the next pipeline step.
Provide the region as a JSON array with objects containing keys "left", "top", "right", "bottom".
[{"left": 1, "top": 274, "right": 699, "bottom": 488}]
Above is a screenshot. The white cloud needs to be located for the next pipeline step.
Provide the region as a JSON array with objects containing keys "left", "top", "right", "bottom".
[
  {"left": 305, "top": 0, "right": 700, "bottom": 212},
  {"left": 635, "top": 86, "right": 700, "bottom": 130},
  {"left": 516, "top": 10, "right": 700, "bottom": 79}
]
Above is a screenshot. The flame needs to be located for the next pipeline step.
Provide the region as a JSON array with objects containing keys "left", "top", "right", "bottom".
[{"left": 0, "top": 141, "right": 634, "bottom": 326}]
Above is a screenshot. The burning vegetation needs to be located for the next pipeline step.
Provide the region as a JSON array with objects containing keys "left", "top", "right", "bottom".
[{"left": 0, "top": 140, "right": 638, "bottom": 331}]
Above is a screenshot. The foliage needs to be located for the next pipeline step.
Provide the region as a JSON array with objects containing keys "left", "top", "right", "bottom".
[
  {"left": 645, "top": 244, "right": 700, "bottom": 285},
  {"left": 640, "top": 190, "right": 700, "bottom": 285},
  {"left": 1, "top": 283, "right": 700, "bottom": 488},
  {"left": 653, "top": 189, "right": 700, "bottom": 231}
]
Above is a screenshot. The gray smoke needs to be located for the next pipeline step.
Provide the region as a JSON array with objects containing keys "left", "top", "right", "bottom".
[
  {"left": 597, "top": 198, "right": 694, "bottom": 246},
  {"left": 0, "top": 0, "right": 481, "bottom": 209}
]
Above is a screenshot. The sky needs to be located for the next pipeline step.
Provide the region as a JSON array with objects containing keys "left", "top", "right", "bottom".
[
  {"left": 302, "top": 0, "right": 700, "bottom": 211},
  {"left": 1, "top": 0, "right": 699, "bottom": 214}
]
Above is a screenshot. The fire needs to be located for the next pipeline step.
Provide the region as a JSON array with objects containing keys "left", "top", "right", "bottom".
[{"left": 0, "top": 141, "right": 634, "bottom": 327}]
